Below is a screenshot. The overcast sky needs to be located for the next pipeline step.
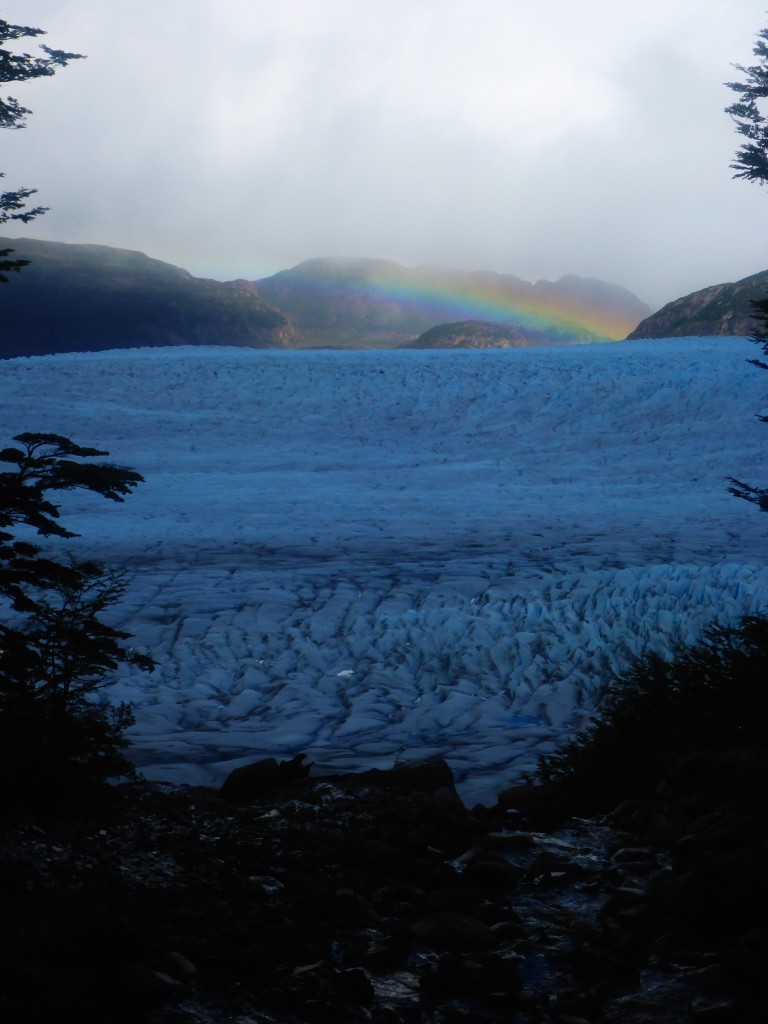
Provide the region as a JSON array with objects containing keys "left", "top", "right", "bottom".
[{"left": 3, "top": 1, "right": 767, "bottom": 309}]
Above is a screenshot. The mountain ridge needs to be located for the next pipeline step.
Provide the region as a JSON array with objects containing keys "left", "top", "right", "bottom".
[
  {"left": 254, "top": 257, "right": 651, "bottom": 348},
  {"left": 0, "top": 236, "right": 299, "bottom": 358},
  {"left": 626, "top": 270, "right": 768, "bottom": 339},
  {"left": 6, "top": 237, "right": 767, "bottom": 354}
]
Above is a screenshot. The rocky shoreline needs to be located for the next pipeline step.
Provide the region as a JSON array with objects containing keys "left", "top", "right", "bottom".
[{"left": 1, "top": 753, "right": 765, "bottom": 1023}]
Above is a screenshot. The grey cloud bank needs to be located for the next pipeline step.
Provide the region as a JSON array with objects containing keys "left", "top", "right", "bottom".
[{"left": 5, "top": 0, "right": 768, "bottom": 311}]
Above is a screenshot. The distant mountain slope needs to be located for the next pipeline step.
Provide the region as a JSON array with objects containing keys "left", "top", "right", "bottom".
[
  {"left": 254, "top": 258, "right": 651, "bottom": 348},
  {"left": 626, "top": 270, "right": 768, "bottom": 339},
  {"left": 0, "top": 237, "right": 299, "bottom": 358},
  {"left": 405, "top": 319, "right": 556, "bottom": 349}
]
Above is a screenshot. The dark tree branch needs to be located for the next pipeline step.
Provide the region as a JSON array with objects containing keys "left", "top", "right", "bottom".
[{"left": 1, "top": 17, "right": 84, "bottom": 278}]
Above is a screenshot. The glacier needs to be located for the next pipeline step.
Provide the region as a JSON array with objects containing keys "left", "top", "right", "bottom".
[{"left": 1, "top": 337, "right": 766, "bottom": 806}]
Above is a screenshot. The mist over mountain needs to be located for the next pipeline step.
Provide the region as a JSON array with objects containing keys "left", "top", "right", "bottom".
[
  {"left": 0, "top": 237, "right": 299, "bottom": 358},
  {"left": 626, "top": 270, "right": 768, "bottom": 339},
  {"left": 7, "top": 237, "right": 768, "bottom": 355},
  {"left": 254, "top": 258, "right": 652, "bottom": 348}
]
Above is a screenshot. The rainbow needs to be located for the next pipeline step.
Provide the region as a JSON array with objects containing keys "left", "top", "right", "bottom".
[
  {"left": 367, "top": 271, "right": 635, "bottom": 341},
  {"left": 260, "top": 259, "right": 648, "bottom": 343}
]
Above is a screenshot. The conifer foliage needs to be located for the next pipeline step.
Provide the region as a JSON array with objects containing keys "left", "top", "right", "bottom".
[
  {"left": 536, "top": 616, "right": 768, "bottom": 811},
  {"left": 0, "top": 16, "right": 83, "bottom": 281},
  {"left": 725, "top": 23, "right": 768, "bottom": 510},
  {"left": 725, "top": 25, "right": 768, "bottom": 187},
  {"left": 0, "top": 434, "right": 153, "bottom": 801}
]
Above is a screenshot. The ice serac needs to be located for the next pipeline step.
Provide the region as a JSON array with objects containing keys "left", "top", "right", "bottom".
[
  {"left": 626, "top": 269, "right": 768, "bottom": 339},
  {"left": 0, "top": 236, "right": 300, "bottom": 358},
  {"left": 1, "top": 338, "right": 764, "bottom": 807}
]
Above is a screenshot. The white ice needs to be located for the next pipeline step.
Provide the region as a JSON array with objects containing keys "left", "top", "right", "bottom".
[{"left": 1, "top": 338, "right": 767, "bottom": 806}]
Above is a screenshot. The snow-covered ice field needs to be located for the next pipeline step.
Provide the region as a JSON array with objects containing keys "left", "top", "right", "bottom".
[{"left": 1, "top": 338, "right": 767, "bottom": 805}]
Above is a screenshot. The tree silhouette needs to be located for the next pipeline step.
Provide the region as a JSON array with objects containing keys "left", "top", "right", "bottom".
[
  {"left": 1, "top": 16, "right": 83, "bottom": 281},
  {"left": 0, "top": 434, "right": 153, "bottom": 797},
  {"left": 725, "top": 23, "right": 768, "bottom": 510},
  {"left": 725, "top": 25, "right": 768, "bottom": 186}
]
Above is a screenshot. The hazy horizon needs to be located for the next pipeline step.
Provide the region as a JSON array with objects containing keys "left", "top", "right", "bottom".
[{"left": 6, "top": 1, "right": 768, "bottom": 310}]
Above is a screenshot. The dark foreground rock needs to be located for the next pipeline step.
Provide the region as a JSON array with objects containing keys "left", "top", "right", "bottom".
[{"left": 1, "top": 755, "right": 765, "bottom": 1023}]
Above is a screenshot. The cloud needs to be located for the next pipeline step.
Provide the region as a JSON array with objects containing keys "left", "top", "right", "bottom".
[{"left": 6, "top": 0, "right": 768, "bottom": 308}]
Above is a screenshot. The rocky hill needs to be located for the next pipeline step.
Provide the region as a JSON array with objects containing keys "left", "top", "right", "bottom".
[
  {"left": 627, "top": 270, "right": 768, "bottom": 339},
  {"left": 405, "top": 319, "right": 557, "bottom": 349},
  {"left": 254, "top": 258, "right": 651, "bottom": 348},
  {"left": 0, "top": 238, "right": 299, "bottom": 358}
]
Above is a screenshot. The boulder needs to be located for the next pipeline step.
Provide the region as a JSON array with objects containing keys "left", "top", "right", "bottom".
[{"left": 219, "top": 753, "right": 311, "bottom": 801}]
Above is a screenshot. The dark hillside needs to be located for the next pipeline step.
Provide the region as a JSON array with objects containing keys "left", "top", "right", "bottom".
[
  {"left": 255, "top": 257, "right": 651, "bottom": 348},
  {"left": 0, "top": 237, "right": 299, "bottom": 358},
  {"left": 404, "top": 319, "right": 558, "bottom": 348},
  {"left": 627, "top": 269, "right": 768, "bottom": 338}
]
